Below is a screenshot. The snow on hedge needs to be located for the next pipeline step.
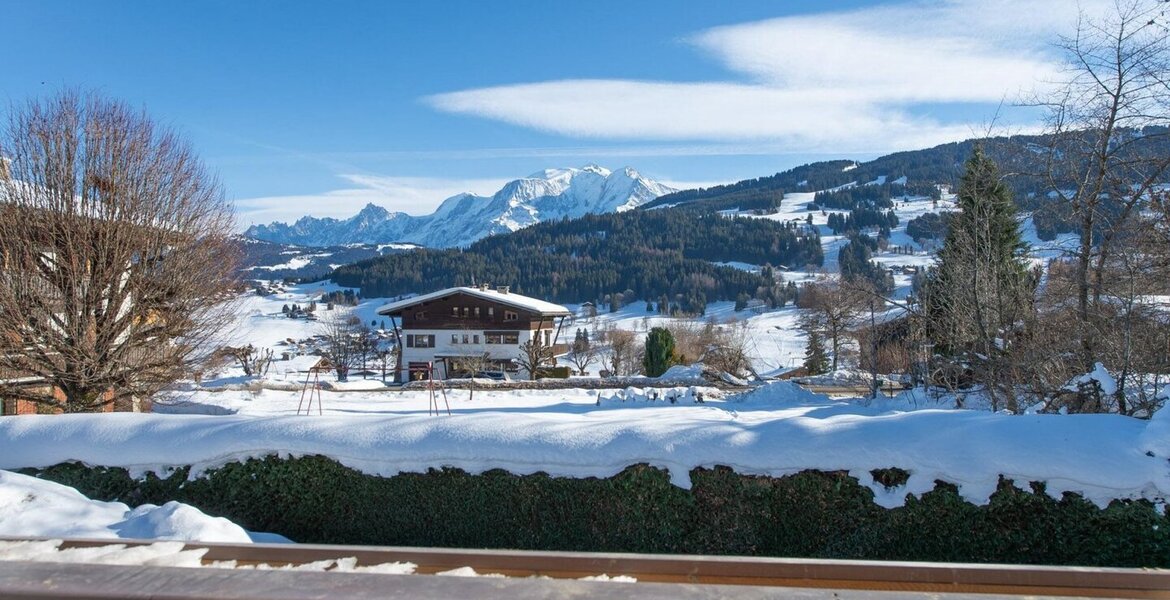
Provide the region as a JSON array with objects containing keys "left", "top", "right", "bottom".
[
  {"left": 0, "top": 470, "right": 251, "bottom": 543},
  {"left": 1, "top": 382, "right": 1167, "bottom": 510}
]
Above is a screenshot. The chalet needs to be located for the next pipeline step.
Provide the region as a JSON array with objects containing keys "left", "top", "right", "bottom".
[{"left": 376, "top": 285, "right": 571, "bottom": 381}]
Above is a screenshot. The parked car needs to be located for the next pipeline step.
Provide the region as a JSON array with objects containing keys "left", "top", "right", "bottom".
[{"left": 474, "top": 370, "right": 511, "bottom": 382}]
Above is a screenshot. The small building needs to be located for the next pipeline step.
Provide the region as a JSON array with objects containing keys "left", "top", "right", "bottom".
[
  {"left": 279, "top": 355, "right": 333, "bottom": 378},
  {"left": 376, "top": 285, "right": 570, "bottom": 381}
]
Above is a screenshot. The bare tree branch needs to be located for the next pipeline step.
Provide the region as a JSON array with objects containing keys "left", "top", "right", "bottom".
[{"left": 0, "top": 91, "right": 239, "bottom": 412}]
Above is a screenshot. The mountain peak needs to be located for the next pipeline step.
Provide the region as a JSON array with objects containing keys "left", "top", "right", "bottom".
[
  {"left": 357, "top": 202, "right": 389, "bottom": 215},
  {"left": 581, "top": 163, "right": 611, "bottom": 176},
  {"left": 615, "top": 166, "right": 641, "bottom": 179},
  {"left": 246, "top": 165, "right": 677, "bottom": 249}
]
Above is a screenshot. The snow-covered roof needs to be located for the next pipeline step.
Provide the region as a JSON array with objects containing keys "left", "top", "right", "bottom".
[
  {"left": 279, "top": 355, "right": 330, "bottom": 373},
  {"left": 376, "top": 287, "right": 570, "bottom": 317}
]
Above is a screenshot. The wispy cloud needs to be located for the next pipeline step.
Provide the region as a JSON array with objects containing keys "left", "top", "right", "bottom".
[
  {"left": 425, "top": 0, "right": 1110, "bottom": 152},
  {"left": 234, "top": 174, "right": 510, "bottom": 229}
]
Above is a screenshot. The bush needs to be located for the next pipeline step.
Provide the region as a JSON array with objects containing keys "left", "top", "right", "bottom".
[
  {"left": 24, "top": 458, "right": 1169, "bottom": 566},
  {"left": 643, "top": 327, "right": 676, "bottom": 377},
  {"left": 535, "top": 366, "right": 571, "bottom": 379}
]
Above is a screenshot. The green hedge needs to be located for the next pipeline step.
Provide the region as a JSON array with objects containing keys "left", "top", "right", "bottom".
[
  {"left": 535, "top": 366, "right": 572, "bottom": 379},
  {"left": 24, "top": 456, "right": 1169, "bottom": 567}
]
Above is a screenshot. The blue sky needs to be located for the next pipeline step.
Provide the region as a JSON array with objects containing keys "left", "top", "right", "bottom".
[{"left": 2, "top": 0, "right": 1101, "bottom": 226}]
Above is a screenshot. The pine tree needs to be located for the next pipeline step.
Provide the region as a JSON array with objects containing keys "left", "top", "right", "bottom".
[
  {"left": 921, "top": 146, "right": 1030, "bottom": 351},
  {"left": 643, "top": 327, "right": 676, "bottom": 377},
  {"left": 803, "top": 330, "right": 830, "bottom": 375},
  {"left": 918, "top": 146, "right": 1032, "bottom": 409}
]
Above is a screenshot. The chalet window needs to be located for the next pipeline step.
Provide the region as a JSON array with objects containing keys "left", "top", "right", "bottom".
[
  {"left": 407, "top": 334, "right": 435, "bottom": 348},
  {"left": 451, "top": 334, "right": 459, "bottom": 344},
  {"left": 485, "top": 331, "right": 520, "bottom": 345},
  {"left": 504, "top": 310, "right": 518, "bottom": 321},
  {"left": 462, "top": 334, "right": 470, "bottom": 344},
  {"left": 488, "top": 307, "right": 494, "bottom": 318},
  {"left": 463, "top": 307, "right": 470, "bottom": 317},
  {"left": 544, "top": 330, "right": 551, "bottom": 346},
  {"left": 473, "top": 335, "right": 480, "bottom": 344},
  {"left": 415, "top": 311, "right": 428, "bottom": 320},
  {"left": 452, "top": 307, "right": 459, "bottom": 317},
  {"left": 474, "top": 307, "right": 481, "bottom": 318}
]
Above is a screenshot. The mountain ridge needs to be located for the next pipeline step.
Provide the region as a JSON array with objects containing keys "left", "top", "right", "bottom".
[{"left": 245, "top": 165, "right": 676, "bottom": 248}]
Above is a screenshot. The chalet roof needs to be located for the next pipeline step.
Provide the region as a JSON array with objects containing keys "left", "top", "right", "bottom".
[
  {"left": 279, "top": 355, "right": 331, "bottom": 374},
  {"left": 376, "top": 287, "right": 570, "bottom": 318}
]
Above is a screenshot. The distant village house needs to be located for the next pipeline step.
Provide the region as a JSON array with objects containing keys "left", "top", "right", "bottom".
[{"left": 376, "top": 285, "right": 570, "bottom": 381}]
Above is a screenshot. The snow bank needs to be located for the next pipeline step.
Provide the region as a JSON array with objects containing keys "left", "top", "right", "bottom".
[
  {"left": 598, "top": 386, "right": 713, "bottom": 405},
  {"left": 0, "top": 539, "right": 415, "bottom": 573},
  {"left": 734, "top": 380, "right": 835, "bottom": 406},
  {"left": 1139, "top": 391, "right": 1170, "bottom": 458},
  {"left": 1065, "top": 362, "right": 1118, "bottom": 396},
  {"left": 0, "top": 470, "right": 251, "bottom": 543},
  {"left": 321, "top": 379, "right": 387, "bottom": 392},
  {"left": 0, "top": 381, "right": 1167, "bottom": 509},
  {"left": 659, "top": 364, "right": 705, "bottom": 380}
]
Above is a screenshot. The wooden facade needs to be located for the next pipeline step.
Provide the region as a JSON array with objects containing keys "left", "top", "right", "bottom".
[
  {"left": 377, "top": 287, "right": 570, "bottom": 382},
  {"left": 393, "top": 291, "right": 559, "bottom": 332}
]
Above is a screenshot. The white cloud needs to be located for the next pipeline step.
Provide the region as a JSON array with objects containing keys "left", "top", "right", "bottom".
[
  {"left": 425, "top": 0, "right": 1113, "bottom": 153},
  {"left": 233, "top": 174, "right": 510, "bottom": 229}
]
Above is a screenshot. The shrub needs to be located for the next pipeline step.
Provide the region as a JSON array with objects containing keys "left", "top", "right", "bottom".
[{"left": 24, "top": 458, "right": 1169, "bottom": 567}]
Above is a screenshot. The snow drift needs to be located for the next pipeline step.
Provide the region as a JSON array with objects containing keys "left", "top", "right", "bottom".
[{"left": 0, "top": 382, "right": 1166, "bottom": 510}]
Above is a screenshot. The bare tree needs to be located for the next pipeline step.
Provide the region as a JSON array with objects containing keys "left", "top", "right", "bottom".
[
  {"left": 796, "top": 279, "right": 868, "bottom": 371},
  {"left": 516, "top": 336, "right": 554, "bottom": 380},
  {"left": 0, "top": 91, "right": 238, "bottom": 412},
  {"left": 374, "top": 347, "right": 397, "bottom": 383},
  {"left": 220, "top": 344, "right": 273, "bottom": 377},
  {"left": 705, "top": 321, "right": 755, "bottom": 378},
  {"left": 449, "top": 350, "right": 493, "bottom": 400},
  {"left": 566, "top": 329, "right": 597, "bottom": 376},
  {"left": 664, "top": 320, "right": 708, "bottom": 365},
  {"left": 603, "top": 327, "right": 642, "bottom": 376},
  {"left": 1033, "top": 0, "right": 1170, "bottom": 374},
  {"left": 318, "top": 310, "right": 362, "bottom": 381}
]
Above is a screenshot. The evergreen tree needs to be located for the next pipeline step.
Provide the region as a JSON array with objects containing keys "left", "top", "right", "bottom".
[
  {"left": 918, "top": 146, "right": 1033, "bottom": 408},
  {"left": 643, "top": 327, "right": 676, "bottom": 377},
  {"left": 921, "top": 146, "right": 1030, "bottom": 351},
  {"left": 803, "top": 330, "right": 830, "bottom": 375}
]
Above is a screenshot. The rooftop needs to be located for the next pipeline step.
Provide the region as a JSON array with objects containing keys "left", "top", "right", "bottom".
[{"left": 376, "top": 286, "right": 570, "bottom": 317}]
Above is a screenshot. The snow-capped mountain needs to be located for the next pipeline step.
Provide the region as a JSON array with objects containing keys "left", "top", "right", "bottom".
[{"left": 244, "top": 165, "right": 676, "bottom": 248}]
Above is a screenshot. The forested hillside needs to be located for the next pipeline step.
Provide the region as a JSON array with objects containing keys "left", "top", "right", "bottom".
[
  {"left": 641, "top": 130, "right": 1170, "bottom": 241},
  {"left": 332, "top": 209, "right": 821, "bottom": 308}
]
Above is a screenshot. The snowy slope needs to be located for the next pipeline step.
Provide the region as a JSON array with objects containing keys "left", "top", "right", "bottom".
[{"left": 245, "top": 165, "right": 676, "bottom": 248}]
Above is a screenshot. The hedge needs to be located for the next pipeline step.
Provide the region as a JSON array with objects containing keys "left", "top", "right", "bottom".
[{"left": 24, "top": 456, "right": 1169, "bottom": 567}]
